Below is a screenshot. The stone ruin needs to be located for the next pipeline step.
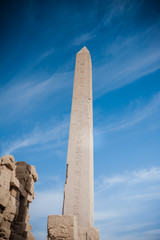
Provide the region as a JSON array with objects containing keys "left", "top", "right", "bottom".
[{"left": 0, "top": 155, "right": 38, "bottom": 240}]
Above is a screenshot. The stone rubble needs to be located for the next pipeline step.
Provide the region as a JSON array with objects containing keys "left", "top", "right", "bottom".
[{"left": 0, "top": 155, "right": 38, "bottom": 240}]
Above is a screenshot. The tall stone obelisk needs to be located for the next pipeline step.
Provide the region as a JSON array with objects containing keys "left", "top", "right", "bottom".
[
  {"left": 47, "top": 47, "right": 99, "bottom": 240},
  {"left": 63, "top": 46, "right": 94, "bottom": 228}
]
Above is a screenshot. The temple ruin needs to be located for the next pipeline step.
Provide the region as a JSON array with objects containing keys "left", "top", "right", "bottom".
[{"left": 0, "top": 155, "right": 38, "bottom": 240}]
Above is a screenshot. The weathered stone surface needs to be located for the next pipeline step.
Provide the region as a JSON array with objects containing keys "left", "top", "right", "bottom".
[
  {"left": 63, "top": 46, "right": 94, "bottom": 228},
  {"left": 0, "top": 156, "right": 15, "bottom": 170},
  {"left": 47, "top": 215, "right": 99, "bottom": 240},
  {"left": 78, "top": 226, "right": 87, "bottom": 240},
  {"left": 3, "top": 210, "right": 15, "bottom": 222},
  {"left": 0, "top": 166, "right": 12, "bottom": 190},
  {"left": 0, "top": 214, "right": 3, "bottom": 224},
  {"left": 11, "top": 188, "right": 20, "bottom": 199},
  {"left": 0, "top": 188, "right": 10, "bottom": 208},
  {"left": 1, "top": 220, "right": 11, "bottom": 229},
  {"left": 47, "top": 48, "right": 99, "bottom": 240},
  {"left": 10, "top": 232, "right": 26, "bottom": 240},
  {"left": 0, "top": 155, "right": 38, "bottom": 240},
  {"left": 89, "top": 227, "right": 99, "bottom": 240},
  {"left": 47, "top": 215, "right": 78, "bottom": 240},
  {"left": 26, "top": 178, "right": 34, "bottom": 195},
  {"left": 19, "top": 183, "right": 27, "bottom": 198},
  {"left": 27, "top": 165, "right": 38, "bottom": 182},
  {"left": 0, "top": 227, "right": 11, "bottom": 239}
]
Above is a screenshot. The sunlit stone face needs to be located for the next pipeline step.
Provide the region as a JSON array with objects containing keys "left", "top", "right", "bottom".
[{"left": 63, "top": 47, "right": 94, "bottom": 228}]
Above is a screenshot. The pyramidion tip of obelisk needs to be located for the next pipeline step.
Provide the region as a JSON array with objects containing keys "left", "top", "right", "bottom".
[{"left": 77, "top": 46, "right": 90, "bottom": 54}]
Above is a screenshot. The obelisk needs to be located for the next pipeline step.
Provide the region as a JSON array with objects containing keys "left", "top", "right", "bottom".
[
  {"left": 47, "top": 47, "right": 99, "bottom": 240},
  {"left": 63, "top": 46, "right": 94, "bottom": 228}
]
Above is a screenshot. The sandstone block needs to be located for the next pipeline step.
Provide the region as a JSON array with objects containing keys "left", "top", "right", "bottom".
[
  {"left": 0, "top": 166, "right": 12, "bottom": 190},
  {"left": 0, "top": 214, "right": 3, "bottom": 224},
  {"left": 0, "top": 227, "right": 11, "bottom": 239},
  {"left": 27, "top": 194, "right": 33, "bottom": 203},
  {"left": 10, "top": 175, "right": 19, "bottom": 189},
  {"left": 89, "top": 227, "right": 99, "bottom": 240},
  {"left": 25, "top": 223, "right": 32, "bottom": 232},
  {"left": 6, "top": 202, "right": 17, "bottom": 215},
  {"left": 0, "top": 188, "right": 10, "bottom": 208},
  {"left": 26, "top": 178, "right": 34, "bottom": 195},
  {"left": 11, "top": 188, "right": 20, "bottom": 200},
  {"left": 17, "top": 214, "right": 26, "bottom": 222},
  {"left": 27, "top": 235, "right": 35, "bottom": 240},
  {"left": 4, "top": 155, "right": 15, "bottom": 163},
  {"left": 1, "top": 220, "right": 11, "bottom": 229},
  {"left": 27, "top": 165, "right": 38, "bottom": 182},
  {"left": 24, "top": 214, "right": 30, "bottom": 224},
  {"left": 16, "top": 165, "right": 29, "bottom": 180},
  {"left": 13, "top": 224, "right": 25, "bottom": 235},
  {"left": 78, "top": 226, "right": 88, "bottom": 240},
  {"left": 78, "top": 226, "right": 99, "bottom": 240},
  {"left": 10, "top": 233, "right": 26, "bottom": 240},
  {"left": 47, "top": 215, "right": 78, "bottom": 240},
  {"left": 3, "top": 210, "right": 15, "bottom": 222},
  {"left": 19, "top": 183, "right": 27, "bottom": 197},
  {"left": 0, "top": 156, "right": 15, "bottom": 170},
  {"left": 16, "top": 161, "right": 28, "bottom": 167}
]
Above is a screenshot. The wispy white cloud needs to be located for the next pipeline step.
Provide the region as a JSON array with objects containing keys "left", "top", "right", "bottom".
[
  {"left": 94, "top": 48, "right": 160, "bottom": 97},
  {"left": 103, "top": 0, "right": 142, "bottom": 25},
  {"left": 30, "top": 167, "right": 160, "bottom": 240},
  {"left": 132, "top": 167, "right": 160, "bottom": 183},
  {"left": 98, "top": 167, "right": 160, "bottom": 190},
  {"left": 5, "top": 83, "right": 158, "bottom": 155},
  {"left": 94, "top": 21, "right": 160, "bottom": 96},
  {"left": 95, "top": 167, "right": 160, "bottom": 240},
  {"left": 95, "top": 92, "right": 160, "bottom": 134},
  {"left": 145, "top": 229, "right": 160, "bottom": 235},
  {"left": 72, "top": 31, "right": 95, "bottom": 46},
  {"left": 35, "top": 48, "right": 55, "bottom": 64},
  {"left": 0, "top": 71, "right": 72, "bottom": 107},
  {"left": 0, "top": 71, "right": 73, "bottom": 122},
  {"left": 1, "top": 116, "right": 69, "bottom": 155}
]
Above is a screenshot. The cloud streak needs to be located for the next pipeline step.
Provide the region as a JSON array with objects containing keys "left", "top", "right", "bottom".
[
  {"left": 95, "top": 92, "right": 160, "bottom": 134},
  {"left": 30, "top": 167, "right": 160, "bottom": 240},
  {"left": 93, "top": 21, "right": 160, "bottom": 97},
  {"left": 95, "top": 167, "right": 160, "bottom": 240},
  {"left": 0, "top": 71, "right": 73, "bottom": 123},
  {"left": 72, "top": 31, "right": 95, "bottom": 46},
  {"left": 1, "top": 117, "right": 69, "bottom": 155},
  {"left": 98, "top": 167, "right": 160, "bottom": 190},
  {"left": 35, "top": 48, "right": 55, "bottom": 64}
]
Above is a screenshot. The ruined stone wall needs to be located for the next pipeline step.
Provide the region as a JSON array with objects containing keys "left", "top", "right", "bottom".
[{"left": 0, "top": 155, "right": 38, "bottom": 240}]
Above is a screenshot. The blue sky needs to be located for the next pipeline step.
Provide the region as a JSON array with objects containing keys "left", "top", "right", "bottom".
[{"left": 0, "top": 0, "right": 160, "bottom": 239}]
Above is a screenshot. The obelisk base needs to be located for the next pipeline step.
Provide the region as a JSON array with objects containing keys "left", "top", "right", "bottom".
[{"left": 47, "top": 215, "right": 99, "bottom": 240}]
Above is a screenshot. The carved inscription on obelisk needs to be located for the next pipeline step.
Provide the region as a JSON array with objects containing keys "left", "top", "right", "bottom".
[{"left": 63, "top": 46, "right": 94, "bottom": 228}]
